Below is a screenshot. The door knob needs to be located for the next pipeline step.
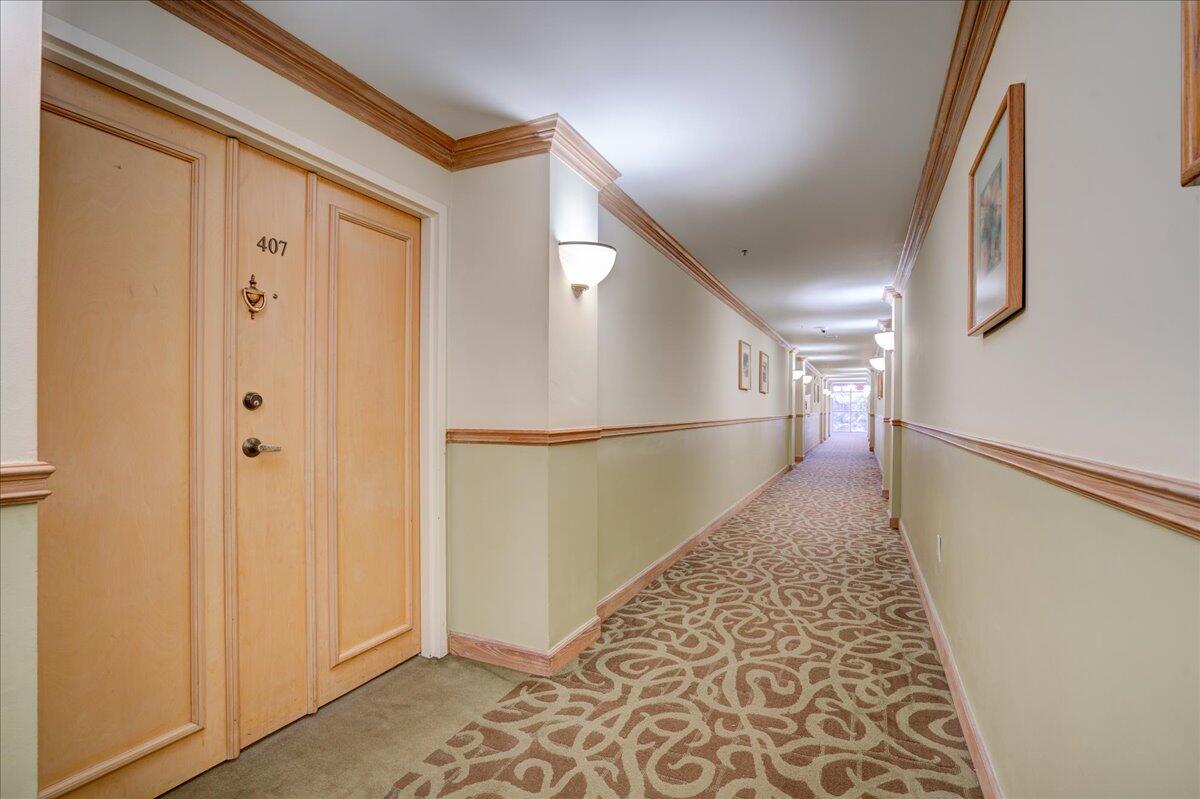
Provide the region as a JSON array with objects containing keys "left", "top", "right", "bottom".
[{"left": 242, "top": 437, "right": 282, "bottom": 458}]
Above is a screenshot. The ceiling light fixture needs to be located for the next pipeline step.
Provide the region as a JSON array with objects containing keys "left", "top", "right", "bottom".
[
  {"left": 874, "top": 331, "right": 895, "bottom": 351},
  {"left": 869, "top": 357, "right": 886, "bottom": 371},
  {"left": 558, "top": 241, "right": 616, "bottom": 297}
]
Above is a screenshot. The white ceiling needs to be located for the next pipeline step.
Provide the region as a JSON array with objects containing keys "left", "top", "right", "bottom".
[{"left": 248, "top": 0, "right": 958, "bottom": 376}]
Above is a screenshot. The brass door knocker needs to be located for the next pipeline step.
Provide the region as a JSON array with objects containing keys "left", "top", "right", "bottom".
[{"left": 241, "top": 274, "right": 266, "bottom": 318}]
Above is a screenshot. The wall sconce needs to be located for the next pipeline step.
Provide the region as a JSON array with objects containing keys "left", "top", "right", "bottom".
[
  {"left": 558, "top": 241, "right": 616, "bottom": 297},
  {"left": 873, "top": 331, "right": 895, "bottom": 351},
  {"left": 792, "top": 370, "right": 803, "bottom": 381},
  {"left": 823, "top": 388, "right": 831, "bottom": 395},
  {"left": 869, "top": 356, "right": 886, "bottom": 371},
  {"left": 802, "top": 374, "right": 814, "bottom": 385}
]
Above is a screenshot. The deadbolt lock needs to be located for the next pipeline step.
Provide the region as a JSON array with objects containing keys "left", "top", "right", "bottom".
[{"left": 243, "top": 391, "right": 264, "bottom": 410}]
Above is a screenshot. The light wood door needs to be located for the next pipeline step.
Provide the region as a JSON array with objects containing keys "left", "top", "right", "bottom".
[
  {"left": 231, "top": 144, "right": 314, "bottom": 747},
  {"left": 37, "top": 62, "right": 229, "bottom": 799},
  {"left": 314, "top": 178, "right": 422, "bottom": 704}
]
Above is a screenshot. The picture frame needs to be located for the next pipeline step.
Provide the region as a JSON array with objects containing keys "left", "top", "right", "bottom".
[
  {"left": 738, "top": 340, "right": 752, "bottom": 390},
  {"left": 758, "top": 351, "right": 769, "bottom": 394},
  {"left": 1183, "top": 0, "right": 1199, "bottom": 187},
  {"left": 968, "top": 82, "right": 1025, "bottom": 336}
]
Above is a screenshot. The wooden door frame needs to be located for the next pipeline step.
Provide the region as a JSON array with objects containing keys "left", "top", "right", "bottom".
[{"left": 41, "top": 16, "right": 450, "bottom": 676}]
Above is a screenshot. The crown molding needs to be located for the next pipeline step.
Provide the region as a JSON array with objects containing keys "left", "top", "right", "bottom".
[
  {"left": 599, "top": 185, "right": 790, "bottom": 349},
  {"left": 452, "top": 114, "right": 621, "bottom": 190},
  {"left": 892, "top": 0, "right": 1009, "bottom": 291},
  {"left": 153, "top": 0, "right": 790, "bottom": 346},
  {"left": 150, "top": 0, "right": 457, "bottom": 166},
  {"left": 897, "top": 419, "right": 1200, "bottom": 539}
]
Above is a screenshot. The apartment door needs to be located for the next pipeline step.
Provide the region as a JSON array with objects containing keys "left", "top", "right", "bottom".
[
  {"left": 38, "top": 61, "right": 231, "bottom": 799},
  {"left": 38, "top": 63, "right": 422, "bottom": 798}
]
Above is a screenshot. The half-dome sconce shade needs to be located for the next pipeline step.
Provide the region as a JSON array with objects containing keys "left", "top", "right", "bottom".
[
  {"left": 558, "top": 241, "right": 617, "bottom": 297},
  {"left": 874, "top": 331, "right": 895, "bottom": 351},
  {"left": 869, "top": 356, "right": 886, "bottom": 371}
]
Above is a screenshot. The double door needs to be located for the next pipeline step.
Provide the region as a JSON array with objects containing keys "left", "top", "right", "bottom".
[{"left": 37, "top": 62, "right": 421, "bottom": 799}]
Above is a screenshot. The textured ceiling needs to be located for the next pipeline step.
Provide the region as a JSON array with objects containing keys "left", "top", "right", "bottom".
[{"left": 248, "top": 0, "right": 958, "bottom": 376}]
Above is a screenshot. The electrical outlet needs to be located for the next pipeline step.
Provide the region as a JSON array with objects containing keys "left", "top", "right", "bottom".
[{"left": 936, "top": 534, "right": 943, "bottom": 564}]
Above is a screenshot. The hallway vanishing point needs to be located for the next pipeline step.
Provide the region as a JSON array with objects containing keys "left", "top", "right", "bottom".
[{"left": 390, "top": 433, "right": 982, "bottom": 798}]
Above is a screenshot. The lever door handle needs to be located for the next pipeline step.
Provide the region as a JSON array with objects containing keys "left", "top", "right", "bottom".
[{"left": 242, "top": 437, "right": 283, "bottom": 457}]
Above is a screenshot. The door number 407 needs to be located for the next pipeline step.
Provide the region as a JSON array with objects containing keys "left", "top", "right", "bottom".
[{"left": 256, "top": 236, "right": 287, "bottom": 256}]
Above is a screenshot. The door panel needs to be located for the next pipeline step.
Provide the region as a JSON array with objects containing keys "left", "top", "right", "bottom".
[
  {"left": 37, "top": 62, "right": 228, "bottom": 799},
  {"left": 315, "top": 179, "right": 421, "bottom": 704},
  {"left": 233, "top": 144, "right": 313, "bottom": 746}
]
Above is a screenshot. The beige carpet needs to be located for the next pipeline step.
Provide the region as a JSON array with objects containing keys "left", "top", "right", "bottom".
[{"left": 389, "top": 433, "right": 981, "bottom": 798}]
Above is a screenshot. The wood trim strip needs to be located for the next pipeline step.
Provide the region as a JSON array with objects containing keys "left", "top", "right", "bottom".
[
  {"left": 892, "top": 0, "right": 1010, "bottom": 290},
  {"left": 150, "top": 0, "right": 457, "bottom": 166},
  {"left": 599, "top": 184, "right": 790, "bottom": 349},
  {"left": 898, "top": 522, "right": 1002, "bottom": 799},
  {"left": 445, "top": 414, "right": 793, "bottom": 446},
  {"left": 897, "top": 419, "right": 1200, "bottom": 539},
  {"left": 448, "top": 615, "right": 602, "bottom": 677},
  {"left": 597, "top": 463, "right": 791, "bottom": 620},
  {"left": 0, "top": 462, "right": 55, "bottom": 506}
]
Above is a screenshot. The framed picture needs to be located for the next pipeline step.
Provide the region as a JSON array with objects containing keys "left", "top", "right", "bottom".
[
  {"left": 738, "top": 340, "right": 752, "bottom": 390},
  {"left": 875, "top": 372, "right": 883, "bottom": 400},
  {"left": 968, "top": 82, "right": 1025, "bottom": 336},
  {"left": 1183, "top": 0, "right": 1199, "bottom": 186},
  {"left": 758, "top": 352, "right": 769, "bottom": 394}
]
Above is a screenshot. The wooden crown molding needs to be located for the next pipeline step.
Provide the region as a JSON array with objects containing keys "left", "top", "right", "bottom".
[
  {"left": 150, "top": 0, "right": 457, "bottom": 166},
  {"left": 452, "top": 114, "right": 620, "bottom": 190},
  {"left": 448, "top": 615, "right": 601, "bottom": 677},
  {"left": 155, "top": 2, "right": 789, "bottom": 344},
  {"left": 892, "top": 0, "right": 1010, "bottom": 291},
  {"left": 446, "top": 414, "right": 793, "bottom": 446},
  {"left": 599, "top": 185, "right": 790, "bottom": 349},
  {"left": 0, "top": 462, "right": 55, "bottom": 506},
  {"left": 897, "top": 419, "right": 1200, "bottom": 539}
]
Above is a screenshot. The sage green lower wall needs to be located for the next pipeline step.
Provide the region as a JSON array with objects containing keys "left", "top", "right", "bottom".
[
  {"left": 803, "top": 415, "right": 820, "bottom": 455},
  {"left": 447, "top": 442, "right": 599, "bottom": 652},
  {"left": 597, "top": 418, "right": 788, "bottom": 601},
  {"left": 448, "top": 419, "right": 789, "bottom": 653},
  {"left": 900, "top": 428, "right": 1199, "bottom": 798},
  {"left": 1, "top": 504, "right": 37, "bottom": 798}
]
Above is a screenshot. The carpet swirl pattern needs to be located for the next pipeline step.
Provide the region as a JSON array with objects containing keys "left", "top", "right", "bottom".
[{"left": 389, "top": 433, "right": 981, "bottom": 798}]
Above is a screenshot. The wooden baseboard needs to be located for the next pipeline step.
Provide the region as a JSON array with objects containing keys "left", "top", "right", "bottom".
[
  {"left": 596, "top": 463, "right": 792, "bottom": 621},
  {"left": 889, "top": 516, "right": 900, "bottom": 530},
  {"left": 448, "top": 615, "right": 602, "bottom": 677},
  {"left": 898, "top": 522, "right": 1002, "bottom": 799},
  {"left": 794, "top": 455, "right": 804, "bottom": 463}
]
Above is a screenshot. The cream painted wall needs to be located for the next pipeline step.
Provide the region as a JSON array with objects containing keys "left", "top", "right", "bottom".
[
  {"left": 1, "top": 3, "right": 43, "bottom": 795},
  {"left": 900, "top": 1, "right": 1200, "bottom": 794},
  {"left": 904, "top": 0, "right": 1199, "bottom": 480},
  {"left": 448, "top": 157, "right": 551, "bottom": 429},
  {"left": 598, "top": 209, "right": 790, "bottom": 426},
  {"left": 595, "top": 208, "right": 792, "bottom": 601},
  {"left": 42, "top": 0, "right": 452, "bottom": 206}
]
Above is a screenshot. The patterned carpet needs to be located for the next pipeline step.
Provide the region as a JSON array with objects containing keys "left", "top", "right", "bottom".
[{"left": 390, "top": 433, "right": 981, "bottom": 798}]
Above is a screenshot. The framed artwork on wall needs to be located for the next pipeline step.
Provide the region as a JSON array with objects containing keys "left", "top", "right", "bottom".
[
  {"left": 968, "top": 82, "right": 1025, "bottom": 336},
  {"left": 1183, "top": 0, "right": 1199, "bottom": 186},
  {"left": 758, "top": 352, "right": 769, "bottom": 394},
  {"left": 738, "top": 340, "right": 752, "bottom": 390}
]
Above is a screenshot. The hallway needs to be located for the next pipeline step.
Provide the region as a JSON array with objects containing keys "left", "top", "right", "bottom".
[{"left": 390, "top": 433, "right": 981, "bottom": 798}]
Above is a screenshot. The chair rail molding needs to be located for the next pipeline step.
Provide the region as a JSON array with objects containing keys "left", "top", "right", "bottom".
[
  {"left": 446, "top": 414, "right": 794, "bottom": 446},
  {"left": 892, "top": 0, "right": 1010, "bottom": 291},
  {"left": 896, "top": 419, "right": 1200, "bottom": 539},
  {"left": 0, "top": 462, "right": 56, "bottom": 506}
]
